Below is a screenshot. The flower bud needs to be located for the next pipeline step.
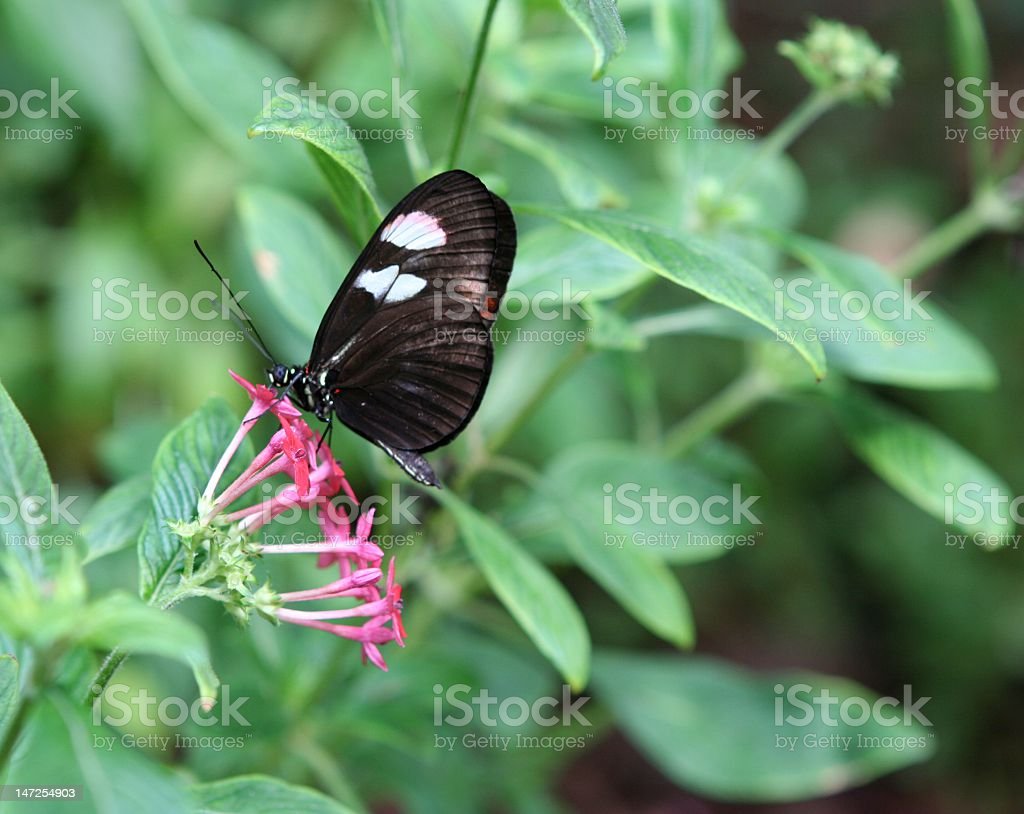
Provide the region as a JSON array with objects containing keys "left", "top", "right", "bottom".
[{"left": 779, "top": 18, "right": 900, "bottom": 104}]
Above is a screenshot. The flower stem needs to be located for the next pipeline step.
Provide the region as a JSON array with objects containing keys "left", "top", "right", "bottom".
[
  {"left": 995, "top": 137, "right": 1024, "bottom": 180},
  {"left": 663, "top": 368, "right": 775, "bottom": 458},
  {"left": 289, "top": 729, "right": 368, "bottom": 813},
  {"left": 891, "top": 205, "right": 989, "bottom": 280},
  {"left": 83, "top": 648, "right": 127, "bottom": 706},
  {"left": 202, "top": 422, "right": 251, "bottom": 503},
  {"left": 372, "top": 0, "right": 430, "bottom": 182},
  {"left": 727, "top": 89, "right": 838, "bottom": 194},
  {"left": 450, "top": 343, "right": 588, "bottom": 493},
  {"left": 472, "top": 456, "right": 542, "bottom": 489},
  {"left": 82, "top": 578, "right": 210, "bottom": 706},
  {"left": 0, "top": 692, "right": 30, "bottom": 771},
  {"left": 446, "top": 0, "right": 500, "bottom": 168},
  {"left": 891, "top": 185, "right": 1023, "bottom": 279},
  {"left": 485, "top": 342, "right": 589, "bottom": 457}
]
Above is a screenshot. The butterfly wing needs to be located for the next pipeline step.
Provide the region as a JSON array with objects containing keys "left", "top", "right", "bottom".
[{"left": 308, "top": 170, "right": 516, "bottom": 486}]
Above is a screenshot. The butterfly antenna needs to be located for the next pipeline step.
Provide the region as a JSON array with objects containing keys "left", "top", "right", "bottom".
[{"left": 193, "top": 239, "right": 276, "bottom": 364}]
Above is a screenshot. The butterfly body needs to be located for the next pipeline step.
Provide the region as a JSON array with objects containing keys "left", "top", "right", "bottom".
[
  {"left": 267, "top": 170, "right": 516, "bottom": 488},
  {"left": 269, "top": 363, "right": 333, "bottom": 421}
]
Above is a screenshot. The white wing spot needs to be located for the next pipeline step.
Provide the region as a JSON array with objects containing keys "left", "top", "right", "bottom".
[
  {"left": 384, "top": 273, "right": 427, "bottom": 304},
  {"left": 354, "top": 265, "right": 400, "bottom": 298},
  {"left": 381, "top": 211, "right": 447, "bottom": 250}
]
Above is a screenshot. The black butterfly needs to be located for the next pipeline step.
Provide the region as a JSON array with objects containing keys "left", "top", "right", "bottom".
[{"left": 202, "top": 170, "right": 516, "bottom": 488}]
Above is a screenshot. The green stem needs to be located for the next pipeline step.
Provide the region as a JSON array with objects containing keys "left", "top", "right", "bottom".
[
  {"left": 446, "top": 0, "right": 500, "bottom": 168},
  {"left": 82, "top": 579, "right": 206, "bottom": 706},
  {"left": 891, "top": 185, "right": 1023, "bottom": 279},
  {"left": 451, "top": 343, "right": 588, "bottom": 494},
  {"left": 83, "top": 649, "right": 127, "bottom": 706},
  {"left": 372, "top": 0, "right": 430, "bottom": 180},
  {"left": 0, "top": 692, "right": 31, "bottom": 772},
  {"left": 727, "top": 89, "right": 838, "bottom": 193},
  {"left": 891, "top": 204, "right": 989, "bottom": 279},
  {"left": 290, "top": 730, "right": 368, "bottom": 813},
  {"left": 995, "top": 137, "right": 1024, "bottom": 180},
  {"left": 1, "top": 649, "right": 70, "bottom": 770},
  {"left": 664, "top": 368, "right": 775, "bottom": 458},
  {"left": 471, "top": 456, "right": 542, "bottom": 489},
  {"left": 485, "top": 343, "right": 589, "bottom": 457}
]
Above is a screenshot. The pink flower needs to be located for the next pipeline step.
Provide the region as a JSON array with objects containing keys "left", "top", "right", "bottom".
[{"left": 203, "top": 371, "right": 406, "bottom": 671}]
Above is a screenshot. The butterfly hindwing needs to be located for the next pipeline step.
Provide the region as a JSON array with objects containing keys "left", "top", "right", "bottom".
[{"left": 307, "top": 170, "right": 516, "bottom": 485}]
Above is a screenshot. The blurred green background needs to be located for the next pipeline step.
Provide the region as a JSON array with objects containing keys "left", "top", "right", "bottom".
[{"left": 1, "top": 0, "right": 1022, "bottom": 812}]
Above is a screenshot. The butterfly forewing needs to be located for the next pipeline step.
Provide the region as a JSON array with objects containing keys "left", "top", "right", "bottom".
[{"left": 307, "top": 170, "right": 516, "bottom": 485}]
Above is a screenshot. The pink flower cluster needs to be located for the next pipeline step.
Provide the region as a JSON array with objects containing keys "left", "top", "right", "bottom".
[{"left": 201, "top": 370, "right": 405, "bottom": 670}]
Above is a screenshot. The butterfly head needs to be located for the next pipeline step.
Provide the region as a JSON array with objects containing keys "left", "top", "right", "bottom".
[
  {"left": 268, "top": 363, "right": 295, "bottom": 389},
  {"left": 268, "top": 363, "right": 332, "bottom": 419}
]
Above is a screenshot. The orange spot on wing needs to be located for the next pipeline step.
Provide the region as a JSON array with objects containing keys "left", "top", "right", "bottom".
[{"left": 254, "top": 249, "right": 280, "bottom": 281}]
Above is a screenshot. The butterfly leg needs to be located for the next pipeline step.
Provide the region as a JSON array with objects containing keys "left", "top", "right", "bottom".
[{"left": 315, "top": 414, "right": 333, "bottom": 456}]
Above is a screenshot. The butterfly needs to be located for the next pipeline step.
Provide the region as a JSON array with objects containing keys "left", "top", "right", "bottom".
[{"left": 202, "top": 170, "right": 516, "bottom": 488}]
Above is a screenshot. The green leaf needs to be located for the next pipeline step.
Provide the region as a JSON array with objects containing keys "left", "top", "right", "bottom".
[
  {"left": 370, "top": 0, "right": 431, "bottom": 181},
  {"left": 558, "top": 0, "right": 627, "bottom": 79},
  {"left": 633, "top": 303, "right": 769, "bottom": 342},
  {"left": 4, "top": 0, "right": 144, "bottom": 159},
  {"left": 944, "top": 0, "right": 993, "bottom": 178},
  {"left": 513, "top": 225, "right": 652, "bottom": 303},
  {"left": 521, "top": 205, "right": 827, "bottom": 380},
  {"left": 123, "top": 0, "right": 313, "bottom": 188},
  {"left": 541, "top": 441, "right": 756, "bottom": 564},
  {"left": 0, "top": 550, "right": 89, "bottom": 650},
  {"left": 586, "top": 302, "right": 648, "bottom": 352},
  {"left": 138, "top": 398, "right": 241, "bottom": 605},
  {"left": 78, "top": 592, "right": 210, "bottom": 676},
  {"left": 5, "top": 692, "right": 192, "bottom": 813},
  {"left": 437, "top": 491, "right": 591, "bottom": 689},
  {"left": 829, "top": 386, "right": 1014, "bottom": 545},
  {"left": 192, "top": 776, "right": 361, "bottom": 814},
  {"left": 249, "top": 95, "right": 381, "bottom": 243},
  {"left": 81, "top": 475, "right": 152, "bottom": 565},
  {"left": 79, "top": 589, "right": 218, "bottom": 699},
  {"left": 593, "top": 651, "right": 934, "bottom": 802},
  {"left": 674, "top": 141, "right": 807, "bottom": 233},
  {"left": 767, "top": 232, "right": 997, "bottom": 389},
  {"left": 98, "top": 414, "right": 174, "bottom": 481},
  {"left": 653, "top": 0, "right": 742, "bottom": 99},
  {"left": 487, "top": 120, "right": 624, "bottom": 208},
  {"left": 541, "top": 445, "right": 696, "bottom": 647},
  {"left": 491, "top": 30, "right": 661, "bottom": 120},
  {"left": 237, "top": 186, "right": 351, "bottom": 342},
  {"left": 0, "top": 654, "right": 19, "bottom": 745},
  {"left": 0, "top": 376, "right": 58, "bottom": 577}
]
